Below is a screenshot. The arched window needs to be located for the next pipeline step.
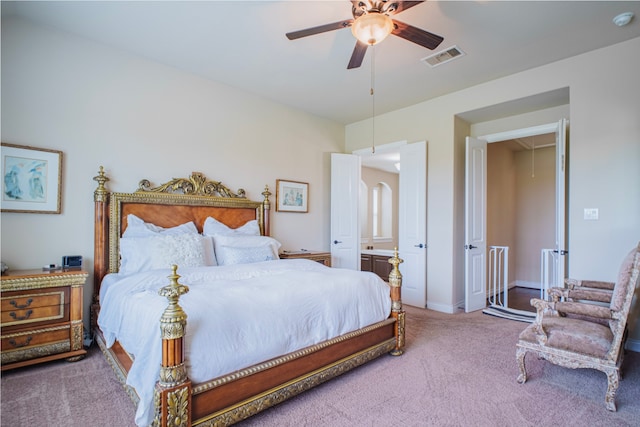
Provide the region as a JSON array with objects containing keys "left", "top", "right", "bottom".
[
  {"left": 372, "top": 182, "right": 392, "bottom": 241},
  {"left": 360, "top": 180, "right": 369, "bottom": 241}
]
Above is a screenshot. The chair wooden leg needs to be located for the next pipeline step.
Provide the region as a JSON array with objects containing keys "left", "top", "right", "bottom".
[
  {"left": 516, "top": 346, "right": 528, "bottom": 384},
  {"left": 604, "top": 368, "right": 619, "bottom": 412}
]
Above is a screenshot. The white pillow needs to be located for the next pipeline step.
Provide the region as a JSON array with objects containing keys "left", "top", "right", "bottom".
[
  {"left": 216, "top": 245, "right": 278, "bottom": 266},
  {"left": 203, "top": 217, "right": 260, "bottom": 236},
  {"left": 120, "top": 234, "right": 216, "bottom": 274},
  {"left": 213, "top": 235, "right": 281, "bottom": 266},
  {"left": 123, "top": 214, "right": 198, "bottom": 238}
]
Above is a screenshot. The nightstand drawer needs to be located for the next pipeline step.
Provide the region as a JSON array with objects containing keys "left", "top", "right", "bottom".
[
  {"left": 1, "top": 288, "right": 69, "bottom": 328},
  {"left": 1, "top": 325, "right": 71, "bottom": 364}
]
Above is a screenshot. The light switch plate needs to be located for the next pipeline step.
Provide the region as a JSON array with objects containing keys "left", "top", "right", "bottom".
[{"left": 584, "top": 208, "right": 599, "bottom": 220}]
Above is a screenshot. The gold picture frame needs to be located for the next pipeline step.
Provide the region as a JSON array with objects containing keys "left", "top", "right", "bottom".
[
  {"left": 276, "top": 179, "right": 308, "bottom": 213},
  {"left": 1, "top": 143, "right": 63, "bottom": 214}
]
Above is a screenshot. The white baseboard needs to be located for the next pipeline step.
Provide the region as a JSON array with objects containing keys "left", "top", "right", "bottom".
[
  {"left": 515, "top": 280, "right": 541, "bottom": 290},
  {"left": 486, "top": 281, "right": 518, "bottom": 298},
  {"left": 427, "top": 301, "right": 457, "bottom": 314}
]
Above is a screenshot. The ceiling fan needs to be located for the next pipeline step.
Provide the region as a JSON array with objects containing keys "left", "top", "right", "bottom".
[{"left": 286, "top": 1, "right": 444, "bottom": 69}]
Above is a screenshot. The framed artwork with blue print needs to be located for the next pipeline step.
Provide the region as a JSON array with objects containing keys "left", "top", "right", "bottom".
[
  {"left": 276, "top": 179, "right": 308, "bottom": 213},
  {"left": 1, "top": 143, "right": 63, "bottom": 214}
]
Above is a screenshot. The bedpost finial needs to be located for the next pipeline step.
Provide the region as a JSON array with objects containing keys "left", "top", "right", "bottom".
[
  {"left": 160, "top": 265, "right": 190, "bottom": 303},
  {"left": 388, "top": 247, "right": 403, "bottom": 286},
  {"left": 158, "top": 265, "right": 190, "bottom": 388},
  {"left": 158, "top": 265, "right": 190, "bottom": 339},
  {"left": 262, "top": 185, "right": 271, "bottom": 207},
  {"left": 93, "top": 166, "right": 110, "bottom": 202}
]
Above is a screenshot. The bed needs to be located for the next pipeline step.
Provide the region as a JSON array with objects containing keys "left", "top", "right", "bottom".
[{"left": 91, "top": 167, "right": 405, "bottom": 427}]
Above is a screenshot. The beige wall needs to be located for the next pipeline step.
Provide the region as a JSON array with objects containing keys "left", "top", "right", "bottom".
[
  {"left": 1, "top": 18, "right": 344, "bottom": 327},
  {"left": 514, "top": 146, "right": 556, "bottom": 286},
  {"left": 486, "top": 142, "right": 517, "bottom": 288},
  {"left": 346, "top": 37, "right": 640, "bottom": 347},
  {"left": 360, "top": 166, "right": 399, "bottom": 250},
  {"left": 486, "top": 143, "right": 555, "bottom": 294}
]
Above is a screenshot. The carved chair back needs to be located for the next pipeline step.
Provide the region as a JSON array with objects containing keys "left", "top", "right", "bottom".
[{"left": 607, "top": 242, "right": 640, "bottom": 360}]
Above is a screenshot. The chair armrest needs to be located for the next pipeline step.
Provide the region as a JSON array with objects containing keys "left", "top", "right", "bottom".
[
  {"left": 548, "top": 286, "right": 611, "bottom": 303},
  {"left": 567, "top": 288, "right": 612, "bottom": 303},
  {"left": 562, "top": 279, "right": 613, "bottom": 303},
  {"left": 529, "top": 298, "right": 557, "bottom": 344},
  {"left": 565, "top": 278, "right": 615, "bottom": 291},
  {"left": 555, "top": 301, "right": 612, "bottom": 320},
  {"left": 548, "top": 287, "right": 569, "bottom": 302},
  {"left": 530, "top": 297, "right": 555, "bottom": 313}
]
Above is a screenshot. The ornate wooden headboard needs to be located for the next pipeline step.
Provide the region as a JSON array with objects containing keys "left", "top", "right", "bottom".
[{"left": 92, "top": 167, "right": 271, "bottom": 308}]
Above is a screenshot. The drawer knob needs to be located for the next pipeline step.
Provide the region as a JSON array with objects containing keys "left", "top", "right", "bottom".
[
  {"left": 9, "top": 298, "right": 33, "bottom": 309},
  {"left": 8, "top": 336, "right": 33, "bottom": 348},
  {"left": 9, "top": 309, "right": 33, "bottom": 321}
]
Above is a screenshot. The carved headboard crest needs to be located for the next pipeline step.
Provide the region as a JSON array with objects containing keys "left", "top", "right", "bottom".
[{"left": 137, "top": 172, "right": 246, "bottom": 198}]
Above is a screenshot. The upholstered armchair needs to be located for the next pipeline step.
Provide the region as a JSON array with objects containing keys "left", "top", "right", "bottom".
[{"left": 516, "top": 242, "right": 640, "bottom": 411}]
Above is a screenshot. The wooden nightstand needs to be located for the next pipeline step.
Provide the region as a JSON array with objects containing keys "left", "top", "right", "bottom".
[
  {"left": 1, "top": 268, "right": 88, "bottom": 370},
  {"left": 279, "top": 250, "right": 332, "bottom": 267}
]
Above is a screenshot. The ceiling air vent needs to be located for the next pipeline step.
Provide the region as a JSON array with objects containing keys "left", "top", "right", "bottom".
[{"left": 421, "top": 45, "right": 465, "bottom": 68}]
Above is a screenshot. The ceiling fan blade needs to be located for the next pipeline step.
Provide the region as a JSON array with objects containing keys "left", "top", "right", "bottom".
[
  {"left": 389, "top": 1, "right": 425, "bottom": 15},
  {"left": 347, "top": 41, "right": 368, "bottom": 69},
  {"left": 391, "top": 20, "right": 443, "bottom": 50},
  {"left": 286, "top": 19, "right": 353, "bottom": 40}
]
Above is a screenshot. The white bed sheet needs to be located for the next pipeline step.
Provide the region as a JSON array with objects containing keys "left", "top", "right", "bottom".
[{"left": 98, "top": 259, "right": 392, "bottom": 426}]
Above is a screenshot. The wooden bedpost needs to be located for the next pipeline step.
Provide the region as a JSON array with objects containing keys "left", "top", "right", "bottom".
[
  {"left": 92, "top": 166, "right": 110, "bottom": 330},
  {"left": 154, "top": 265, "right": 192, "bottom": 427},
  {"left": 262, "top": 185, "right": 271, "bottom": 236},
  {"left": 388, "top": 248, "right": 405, "bottom": 356}
]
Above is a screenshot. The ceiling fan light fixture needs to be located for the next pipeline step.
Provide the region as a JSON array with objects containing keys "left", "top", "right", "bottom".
[{"left": 351, "top": 12, "right": 393, "bottom": 45}]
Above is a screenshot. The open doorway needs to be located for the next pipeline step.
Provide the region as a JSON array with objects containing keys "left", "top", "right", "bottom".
[
  {"left": 341, "top": 140, "right": 428, "bottom": 308},
  {"left": 359, "top": 147, "right": 401, "bottom": 253},
  {"left": 487, "top": 133, "right": 556, "bottom": 313},
  {"left": 464, "top": 119, "right": 568, "bottom": 315}
]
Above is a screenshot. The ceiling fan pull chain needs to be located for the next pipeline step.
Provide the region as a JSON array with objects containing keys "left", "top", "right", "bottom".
[
  {"left": 531, "top": 135, "right": 536, "bottom": 178},
  {"left": 371, "top": 44, "right": 376, "bottom": 154}
]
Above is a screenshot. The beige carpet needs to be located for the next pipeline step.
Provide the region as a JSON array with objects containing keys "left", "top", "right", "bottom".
[{"left": 2, "top": 306, "right": 639, "bottom": 426}]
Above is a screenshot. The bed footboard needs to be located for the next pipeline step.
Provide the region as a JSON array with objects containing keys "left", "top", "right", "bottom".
[{"left": 154, "top": 254, "right": 405, "bottom": 426}]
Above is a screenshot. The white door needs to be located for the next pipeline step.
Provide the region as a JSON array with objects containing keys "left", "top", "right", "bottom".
[
  {"left": 555, "top": 118, "right": 568, "bottom": 285},
  {"left": 464, "top": 137, "right": 487, "bottom": 312},
  {"left": 330, "top": 153, "right": 360, "bottom": 269},
  {"left": 399, "top": 141, "right": 428, "bottom": 307}
]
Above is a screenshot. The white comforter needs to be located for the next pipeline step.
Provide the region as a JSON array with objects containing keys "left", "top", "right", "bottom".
[{"left": 98, "top": 259, "right": 392, "bottom": 426}]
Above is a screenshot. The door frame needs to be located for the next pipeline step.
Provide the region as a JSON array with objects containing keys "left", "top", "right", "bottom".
[
  {"left": 353, "top": 140, "right": 428, "bottom": 307},
  {"left": 479, "top": 122, "right": 559, "bottom": 143},
  {"left": 464, "top": 120, "right": 568, "bottom": 311}
]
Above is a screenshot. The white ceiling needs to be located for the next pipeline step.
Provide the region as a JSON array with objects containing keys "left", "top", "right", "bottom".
[{"left": 3, "top": 1, "right": 639, "bottom": 126}]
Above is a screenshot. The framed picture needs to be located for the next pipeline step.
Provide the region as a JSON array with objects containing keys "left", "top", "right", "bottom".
[
  {"left": 1, "top": 143, "right": 63, "bottom": 214},
  {"left": 276, "top": 179, "right": 308, "bottom": 213}
]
